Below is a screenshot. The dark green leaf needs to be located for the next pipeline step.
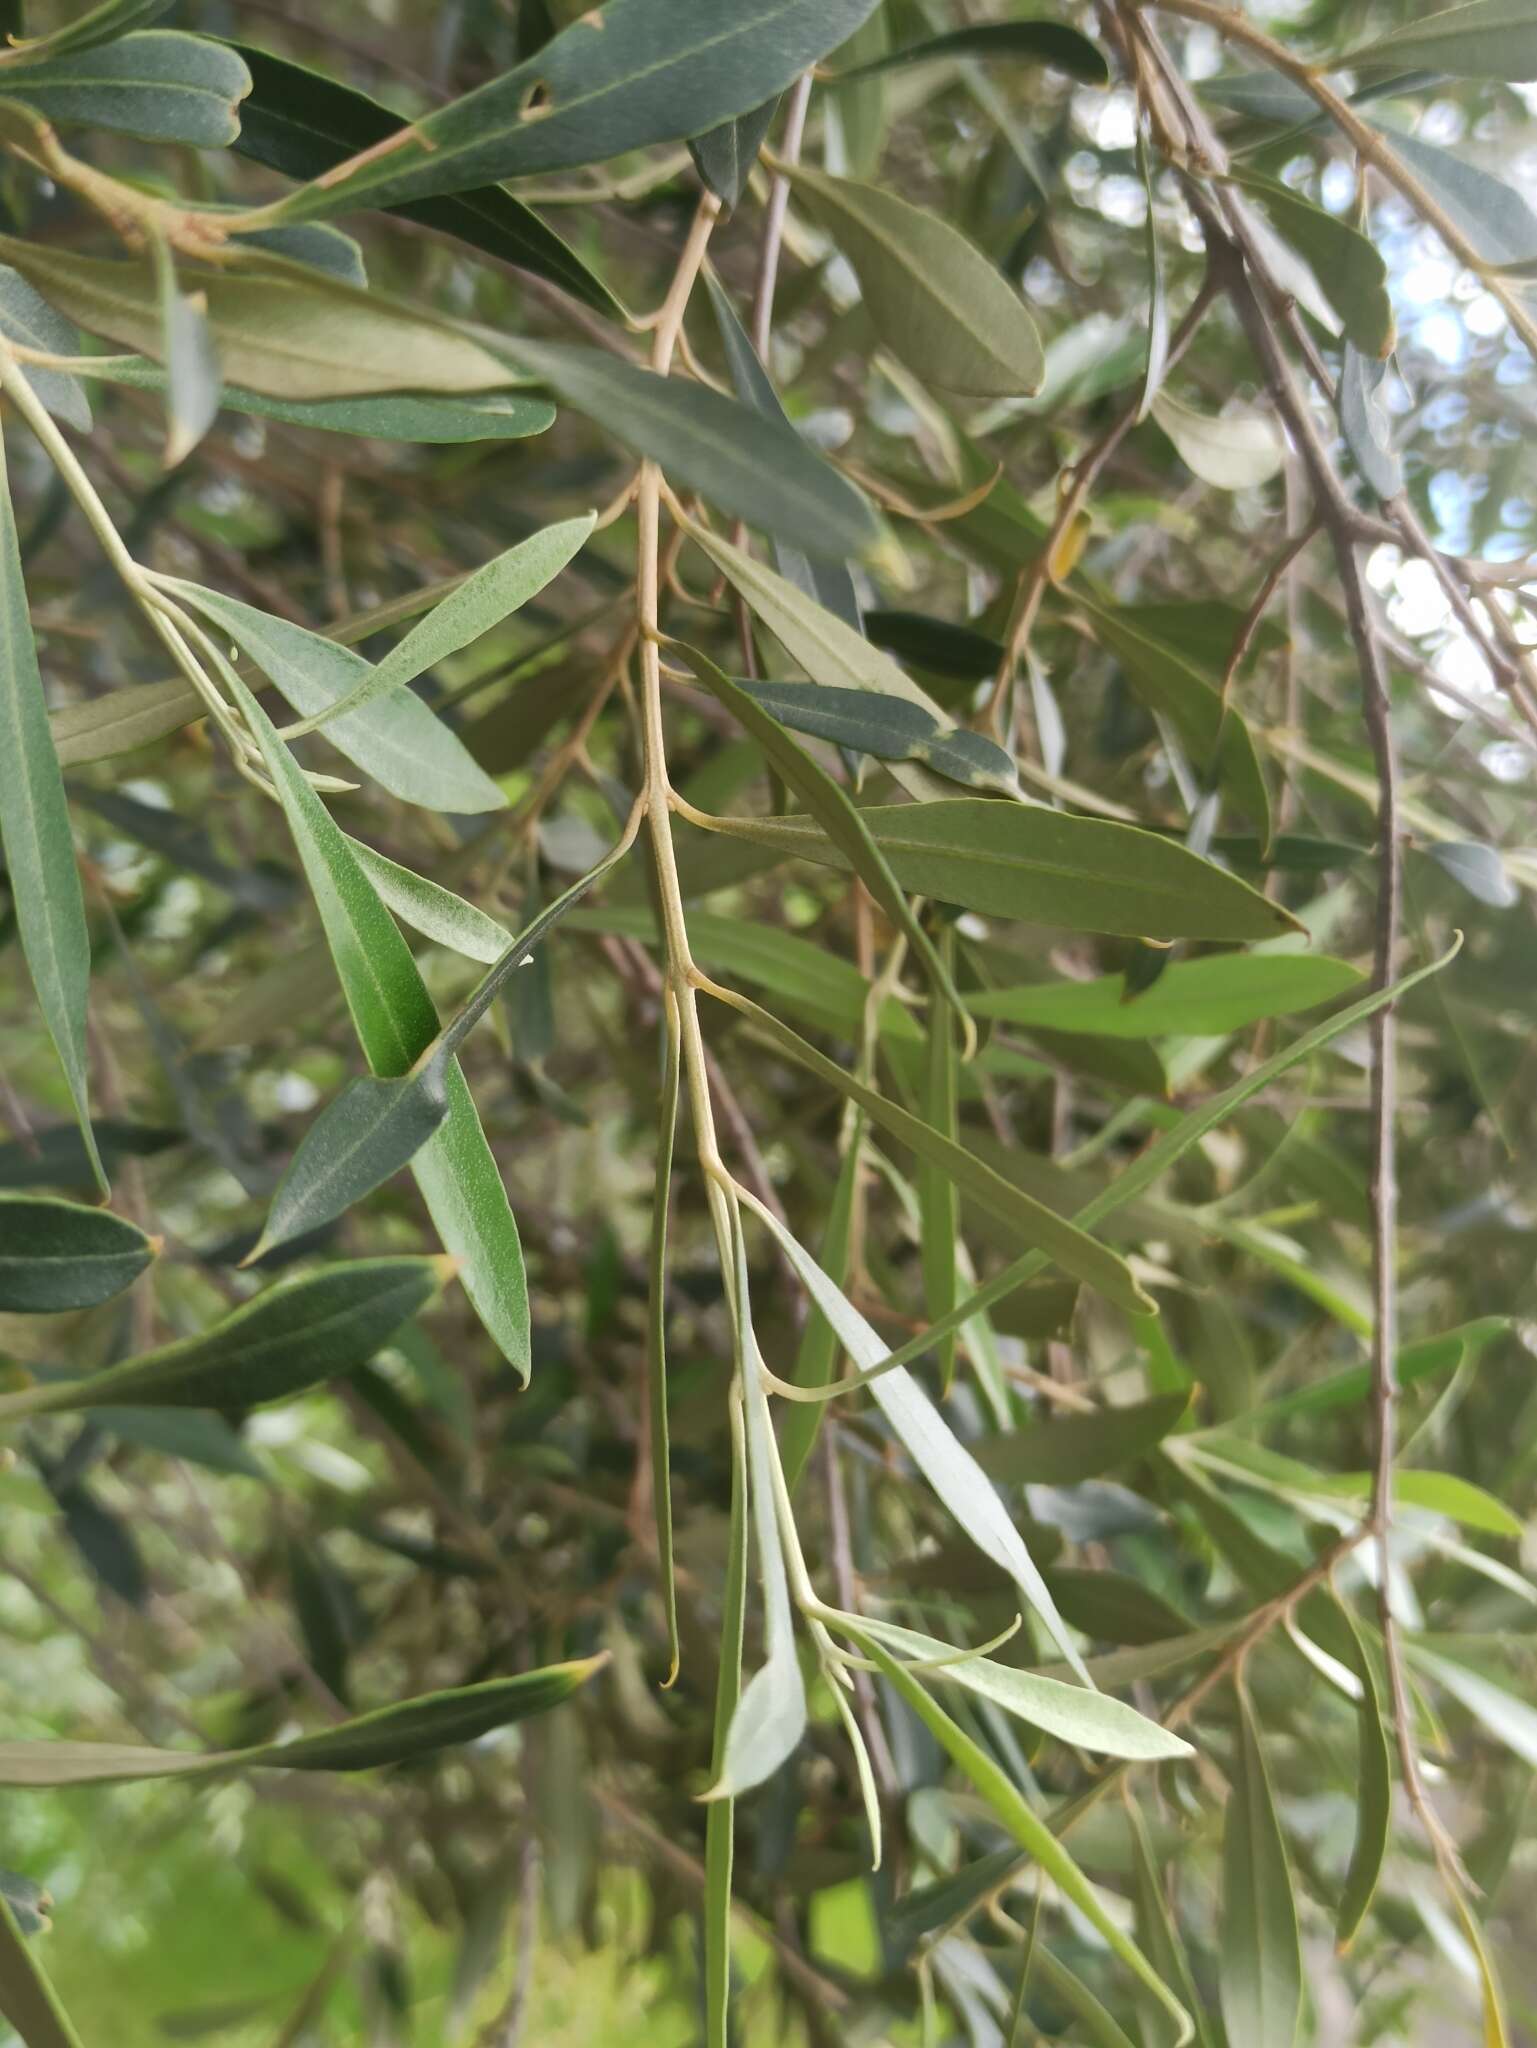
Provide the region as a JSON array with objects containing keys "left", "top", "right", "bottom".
[
  {"left": 973, "top": 1393, "right": 1191, "bottom": 1487},
  {"left": 0, "top": 433, "right": 103, "bottom": 1192},
  {"left": 265, "top": 0, "right": 884, "bottom": 218},
  {"left": 705, "top": 799, "right": 1300, "bottom": 941},
  {"left": 0, "top": 1256, "right": 442, "bottom": 1418},
  {"left": 863, "top": 607, "right": 1003, "bottom": 679},
  {"left": 1229, "top": 167, "right": 1394, "bottom": 356},
  {"left": 0, "top": 1194, "right": 156, "bottom": 1311},
  {"left": 968, "top": 952, "right": 1363, "bottom": 1038},
  {"left": 1221, "top": 1686, "right": 1303, "bottom": 2048},
  {"left": 784, "top": 162, "right": 1043, "bottom": 397},
  {"left": 1335, "top": 1601, "right": 1391, "bottom": 1947},
  {"left": 734, "top": 675, "right": 1019, "bottom": 794},
  {"left": 689, "top": 97, "right": 779, "bottom": 209}
]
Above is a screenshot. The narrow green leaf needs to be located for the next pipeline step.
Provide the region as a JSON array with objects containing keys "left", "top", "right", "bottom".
[
  {"left": 0, "top": 433, "right": 103, "bottom": 1192},
  {"left": 347, "top": 843, "right": 512, "bottom": 965},
  {"left": 0, "top": 1896, "right": 82, "bottom": 2048},
  {"left": 1137, "top": 128, "right": 1170, "bottom": 421},
  {"left": 0, "top": 238, "right": 517, "bottom": 401},
  {"left": 709, "top": 1322, "right": 806, "bottom": 1796},
  {"left": 161, "top": 577, "right": 507, "bottom": 814},
  {"left": 0, "top": 266, "right": 91, "bottom": 430},
  {"left": 822, "top": 941, "right": 1460, "bottom": 1393},
  {"left": 0, "top": 1257, "right": 441, "bottom": 1419},
  {"left": 649, "top": 1014, "right": 681, "bottom": 1685},
  {"left": 673, "top": 646, "right": 970, "bottom": 1030},
  {"left": 1368, "top": 124, "right": 1537, "bottom": 267},
  {"left": 829, "top": 20, "right": 1109, "bottom": 86},
  {"left": 780, "top": 1134, "right": 860, "bottom": 1495},
  {"left": 292, "top": 515, "right": 595, "bottom": 733},
  {"left": 79, "top": 354, "right": 555, "bottom": 440},
  {"left": 1221, "top": 1684, "right": 1303, "bottom": 2048},
  {"left": 857, "top": 1635, "right": 1193, "bottom": 2045},
  {"left": 248, "top": 829, "right": 632, "bottom": 1260},
  {"left": 783, "top": 161, "right": 1043, "bottom": 397},
  {"left": 0, "top": 1657, "right": 605, "bottom": 1784},
  {"left": 0, "top": 1195, "right": 156, "bottom": 1312},
  {"left": 726, "top": 1007, "right": 1152, "bottom": 1316},
  {"left": 1129, "top": 1799, "right": 1213, "bottom": 2048},
  {"left": 705, "top": 1395, "right": 749, "bottom": 2048},
  {"left": 1244, "top": 1319, "right": 1508, "bottom": 1426},
  {"left": 1407, "top": 1643, "right": 1537, "bottom": 1768},
  {"left": 1229, "top": 168, "right": 1394, "bottom": 357},
  {"left": 973, "top": 1392, "right": 1191, "bottom": 1488},
  {"left": 704, "top": 800, "right": 1300, "bottom": 942},
  {"left": 1335, "top": 1601, "right": 1391, "bottom": 1948},
  {"left": 1346, "top": 0, "right": 1537, "bottom": 80},
  {"left": 6, "top": 0, "right": 168, "bottom": 58},
  {"left": 920, "top": 928, "right": 960, "bottom": 1386},
  {"left": 503, "top": 340, "right": 876, "bottom": 558},
  {"left": 743, "top": 1193, "right": 1098, "bottom": 1679},
  {"left": 225, "top": 671, "right": 530, "bottom": 1377},
  {"left": 969, "top": 953, "right": 1362, "bottom": 1038},
  {"left": 154, "top": 240, "right": 221, "bottom": 469},
  {"left": 266, "top": 0, "right": 884, "bottom": 219},
  {"left": 0, "top": 32, "right": 251, "bottom": 147},
  {"left": 690, "top": 96, "right": 779, "bottom": 208},
  {"left": 1075, "top": 594, "right": 1270, "bottom": 834},
  {"left": 734, "top": 675, "right": 1020, "bottom": 795},
  {"left": 228, "top": 41, "right": 617, "bottom": 315},
  {"left": 847, "top": 1617, "right": 1189, "bottom": 1759}
]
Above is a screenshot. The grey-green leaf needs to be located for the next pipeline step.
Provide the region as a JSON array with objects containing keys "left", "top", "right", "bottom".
[
  {"left": 0, "top": 267, "right": 90, "bottom": 430},
  {"left": 1229, "top": 167, "right": 1394, "bottom": 357},
  {"left": 690, "top": 96, "right": 780, "bottom": 209},
  {"left": 347, "top": 842, "right": 513, "bottom": 964},
  {"left": 707, "top": 799, "right": 1300, "bottom": 942},
  {"left": 1339, "top": 343, "right": 1403, "bottom": 499},
  {"left": 734, "top": 675, "right": 1019, "bottom": 795},
  {"left": 1368, "top": 125, "right": 1537, "bottom": 267},
  {"left": 784, "top": 161, "right": 1043, "bottom": 397},
  {"left": 972, "top": 1392, "right": 1192, "bottom": 1487},
  {"left": 0, "top": 32, "right": 252, "bottom": 147},
  {"left": 0, "top": 1256, "right": 442, "bottom": 1419},
  {"left": 0, "top": 1195, "right": 156, "bottom": 1312},
  {"left": 501, "top": 339, "right": 876, "bottom": 559},
  {"left": 266, "top": 0, "right": 884, "bottom": 219},
  {"left": 0, "top": 1655, "right": 605, "bottom": 1784},
  {"left": 1221, "top": 1686, "right": 1303, "bottom": 2048},
  {"left": 160, "top": 578, "right": 507, "bottom": 814},
  {"left": 829, "top": 20, "right": 1109, "bottom": 86},
  {"left": 0, "top": 434, "right": 103, "bottom": 1192}
]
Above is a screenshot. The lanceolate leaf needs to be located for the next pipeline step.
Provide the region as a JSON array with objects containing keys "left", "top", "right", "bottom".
[
  {"left": 225, "top": 673, "right": 531, "bottom": 1378},
  {"left": 703, "top": 800, "right": 1299, "bottom": 942},
  {"left": 0, "top": 1258, "right": 442, "bottom": 1419},
  {"left": 0, "top": 266, "right": 91, "bottom": 430},
  {"left": 857, "top": 1637, "right": 1193, "bottom": 2043},
  {"left": 347, "top": 843, "right": 512, "bottom": 964},
  {"left": 967, "top": 952, "right": 1363, "bottom": 1038},
  {"left": 847, "top": 1617, "right": 1190, "bottom": 1759},
  {"left": 0, "top": 32, "right": 252, "bottom": 147},
  {"left": 690, "top": 97, "right": 780, "bottom": 210},
  {"left": 829, "top": 20, "right": 1110, "bottom": 86},
  {"left": 248, "top": 830, "right": 633, "bottom": 1259},
  {"left": 293, "top": 515, "right": 596, "bottom": 731},
  {"left": 1221, "top": 1685, "right": 1303, "bottom": 2048},
  {"left": 501, "top": 340, "right": 876, "bottom": 559},
  {"left": 744, "top": 1193, "right": 1105, "bottom": 1679},
  {"left": 228, "top": 41, "right": 618, "bottom": 314},
  {"left": 0, "top": 1195, "right": 156, "bottom": 1312},
  {"left": 0, "top": 1897, "right": 82, "bottom": 2048},
  {"left": 972, "top": 1392, "right": 1192, "bottom": 1487},
  {"left": 733, "top": 675, "right": 1019, "bottom": 795},
  {"left": 1369, "top": 122, "right": 1537, "bottom": 267},
  {"left": 1151, "top": 391, "right": 1285, "bottom": 491},
  {"left": 160, "top": 578, "right": 508, "bottom": 814},
  {"left": 0, "top": 240, "right": 517, "bottom": 401},
  {"left": 784, "top": 161, "right": 1044, "bottom": 398},
  {"left": 1346, "top": 0, "right": 1537, "bottom": 80},
  {"left": 1335, "top": 1600, "right": 1391, "bottom": 1948},
  {"left": 4, "top": 0, "right": 170, "bottom": 59},
  {"left": 0, "top": 433, "right": 103, "bottom": 1193},
  {"left": 0, "top": 1657, "right": 605, "bottom": 1784},
  {"left": 266, "top": 0, "right": 884, "bottom": 219}
]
